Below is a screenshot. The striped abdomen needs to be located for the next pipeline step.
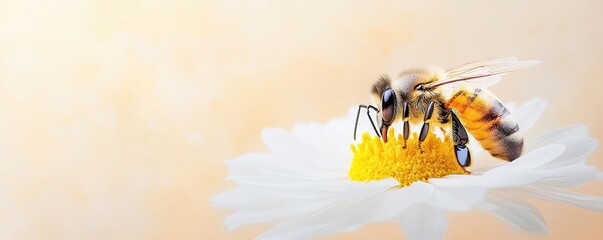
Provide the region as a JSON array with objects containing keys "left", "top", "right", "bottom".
[{"left": 446, "top": 88, "right": 523, "bottom": 161}]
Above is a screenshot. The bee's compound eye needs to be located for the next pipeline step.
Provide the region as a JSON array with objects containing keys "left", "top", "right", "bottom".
[{"left": 381, "top": 88, "right": 397, "bottom": 124}]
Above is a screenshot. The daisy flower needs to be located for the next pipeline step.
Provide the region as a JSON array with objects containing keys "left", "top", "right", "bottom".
[{"left": 212, "top": 98, "right": 602, "bottom": 239}]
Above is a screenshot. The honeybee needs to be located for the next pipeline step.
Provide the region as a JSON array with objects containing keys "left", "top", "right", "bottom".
[{"left": 353, "top": 57, "right": 539, "bottom": 167}]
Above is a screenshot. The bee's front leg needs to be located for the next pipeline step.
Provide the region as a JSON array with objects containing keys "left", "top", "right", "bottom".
[
  {"left": 402, "top": 101, "right": 410, "bottom": 149},
  {"left": 451, "top": 110, "right": 472, "bottom": 171},
  {"left": 353, "top": 104, "right": 381, "bottom": 141},
  {"left": 418, "top": 101, "right": 435, "bottom": 153}
]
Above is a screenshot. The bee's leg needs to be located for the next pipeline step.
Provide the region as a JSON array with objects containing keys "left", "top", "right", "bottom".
[
  {"left": 451, "top": 110, "right": 472, "bottom": 171},
  {"left": 402, "top": 101, "right": 410, "bottom": 149},
  {"left": 418, "top": 101, "right": 435, "bottom": 153},
  {"left": 353, "top": 104, "right": 381, "bottom": 140}
]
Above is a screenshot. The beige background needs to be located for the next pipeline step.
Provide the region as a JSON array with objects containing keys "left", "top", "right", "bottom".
[{"left": 0, "top": 0, "right": 602, "bottom": 239}]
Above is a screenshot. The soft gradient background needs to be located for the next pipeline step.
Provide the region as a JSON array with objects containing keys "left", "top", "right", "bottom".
[{"left": 0, "top": 0, "right": 602, "bottom": 239}]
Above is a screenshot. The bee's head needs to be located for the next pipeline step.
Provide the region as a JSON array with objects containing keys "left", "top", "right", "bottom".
[
  {"left": 371, "top": 69, "right": 445, "bottom": 124},
  {"left": 395, "top": 68, "right": 442, "bottom": 101},
  {"left": 371, "top": 75, "right": 397, "bottom": 127}
]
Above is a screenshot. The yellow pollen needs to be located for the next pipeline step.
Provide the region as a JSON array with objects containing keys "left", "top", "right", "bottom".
[{"left": 349, "top": 127, "right": 468, "bottom": 187}]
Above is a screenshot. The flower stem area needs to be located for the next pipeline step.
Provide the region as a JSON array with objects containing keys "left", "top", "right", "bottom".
[{"left": 349, "top": 128, "right": 467, "bottom": 187}]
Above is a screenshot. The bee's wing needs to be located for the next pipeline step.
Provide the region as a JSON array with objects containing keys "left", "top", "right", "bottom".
[{"left": 431, "top": 57, "right": 540, "bottom": 89}]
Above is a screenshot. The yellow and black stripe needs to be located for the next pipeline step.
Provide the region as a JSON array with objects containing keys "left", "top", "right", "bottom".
[{"left": 446, "top": 88, "right": 523, "bottom": 161}]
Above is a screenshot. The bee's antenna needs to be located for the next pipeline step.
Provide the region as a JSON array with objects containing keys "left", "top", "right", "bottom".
[{"left": 354, "top": 104, "right": 381, "bottom": 140}]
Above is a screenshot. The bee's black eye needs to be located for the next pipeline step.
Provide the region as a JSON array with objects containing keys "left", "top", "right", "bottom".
[
  {"left": 414, "top": 84, "right": 425, "bottom": 91},
  {"left": 381, "top": 88, "right": 396, "bottom": 124}
]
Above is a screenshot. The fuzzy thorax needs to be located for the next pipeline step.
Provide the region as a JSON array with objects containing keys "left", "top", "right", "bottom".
[{"left": 349, "top": 128, "right": 467, "bottom": 187}]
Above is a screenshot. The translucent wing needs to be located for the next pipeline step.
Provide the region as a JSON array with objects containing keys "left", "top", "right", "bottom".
[{"left": 429, "top": 57, "right": 540, "bottom": 89}]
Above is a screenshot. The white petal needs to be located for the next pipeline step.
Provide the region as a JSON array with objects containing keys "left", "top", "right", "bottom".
[
  {"left": 262, "top": 128, "right": 325, "bottom": 161},
  {"left": 292, "top": 121, "right": 352, "bottom": 160},
  {"left": 262, "top": 128, "right": 352, "bottom": 172},
  {"left": 480, "top": 165, "right": 596, "bottom": 189},
  {"left": 428, "top": 179, "right": 487, "bottom": 211},
  {"left": 469, "top": 155, "right": 506, "bottom": 173},
  {"left": 291, "top": 107, "right": 371, "bottom": 160},
  {"left": 513, "top": 98, "right": 547, "bottom": 132},
  {"left": 429, "top": 174, "right": 486, "bottom": 187},
  {"left": 522, "top": 186, "right": 603, "bottom": 211},
  {"left": 368, "top": 181, "right": 434, "bottom": 220},
  {"left": 505, "top": 102, "right": 517, "bottom": 113},
  {"left": 526, "top": 125, "right": 588, "bottom": 151},
  {"left": 227, "top": 154, "right": 344, "bottom": 182},
  {"left": 400, "top": 204, "right": 447, "bottom": 240},
  {"left": 483, "top": 144, "right": 565, "bottom": 178},
  {"left": 525, "top": 125, "right": 599, "bottom": 168},
  {"left": 483, "top": 170, "right": 545, "bottom": 188},
  {"left": 532, "top": 165, "right": 598, "bottom": 188},
  {"left": 484, "top": 190, "right": 547, "bottom": 233},
  {"left": 544, "top": 137, "right": 598, "bottom": 168},
  {"left": 227, "top": 180, "right": 359, "bottom": 201},
  {"left": 214, "top": 181, "right": 380, "bottom": 230},
  {"left": 227, "top": 154, "right": 344, "bottom": 181},
  {"left": 257, "top": 179, "right": 420, "bottom": 239},
  {"left": 223, "top": 188, "right": 353, "bottom": 230}
]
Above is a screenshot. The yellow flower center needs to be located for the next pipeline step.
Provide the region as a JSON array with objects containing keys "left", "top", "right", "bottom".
[{"left": 349, "top": 127, "right": 468, "bottom": 187}]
